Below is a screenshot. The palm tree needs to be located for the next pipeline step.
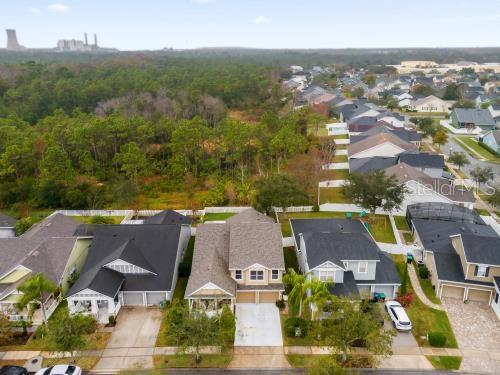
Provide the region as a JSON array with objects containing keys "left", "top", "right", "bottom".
[
  {"left": 305, "top": 278, "right": 332, "bottom": 320},
  {"left": 16, "top": 273, "right": 57, "bottom": 324},
  {"left": 283, "top": 268, "right": 308, "bottom": 317}
]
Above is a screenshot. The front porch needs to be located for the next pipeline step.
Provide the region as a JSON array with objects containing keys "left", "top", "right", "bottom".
[
  {"left": 67, "top": 291, "right": 121, "bottom": 324},
  {"left": 0, "top": 294, "right": 61, "bottom": 325},
  {"left": 187, "top": 296, "right": 235, "bottom": 316}
]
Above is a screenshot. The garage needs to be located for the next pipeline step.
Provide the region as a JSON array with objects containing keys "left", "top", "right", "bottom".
[
  {"left": 374, "top": 285, "right": 396, "bottom": 299},
  {"left": 259, "top": 291, "right": 280, "bottom": 303},
  {"left": 441, "top": 284, "right": 465, "bottom": 300},
  {"left": 146, "top": 292, "right": 167, "bottom": 306},
  {"left": 357, "top": 285, "right": 371, "bottom": 299},
  {"left": 122, "top": 292, "right": 144, "bottom": 305},
  {"left": 236, "top": 291, "right": 256, "bottom": 303},
  {"left": 467, "top": 288, "right": 491, "bottom": 303}
]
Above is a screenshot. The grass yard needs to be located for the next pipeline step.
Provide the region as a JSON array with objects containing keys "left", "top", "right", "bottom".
[
  {"left": 172, "top": 277, "right": 188, "bottom": 301},
  {"left": 333, "top": 133, "right": 349, "bottom": 139},
  {"left": 278, "top": 211, "right": 348, "bottom": 237},
  {"left": 320, "top": 168, "right": 350, "bottom": 180},
  {"left": 280, "top": 314, "right": 325, "bottom": 346},
  {"left": 73, "top": 216, "right": 124, "bottom": 224},
  {"left": 426, "top": 356, "right": 462, "bottom": 370},
  {"left": 366, "top": 215, "right": 396, "bottom": 244},
  {"left": 319, "top": 187, "right": 351, "bottom": 204},
  {"left": 474, "top": 208, "right": 491, "bottom": 216},
  {"left": 154, "top": 354, "right": 232, "bottom": 369},
  {"left": 403, "top": 232, "right": 414, "bottom": 244},
  {"left": 455, "top": 136, "right": 500, "bottom": 163},
  {"left": 416, "top": 269, "right": 441, "bottom": 305},
  {"left": 390, "top": 255, "right": 457, "bottom": 348},
  {"left": 134, "top": 190, "right": 209, "bottom": 210},
  {"left": 42, "top": 357, "right": 100, "bottom": 370},
  {"left": 393, "top": 216, "right": 410, "bottom": 231},
  {"left": 332, "top": 154, "right": 348, "bottom": 163},
  {"left": 284, "top": 247, "right": 300, "bottom": 272},
  {"left": 203, "top": 212, "right": 236, "bottom": 221},
  {"left": 286, "top": 355, "right": 328, "bottom": 368}
]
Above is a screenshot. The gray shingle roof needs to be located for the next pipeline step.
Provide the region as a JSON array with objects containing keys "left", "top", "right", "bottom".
[
  {"left": 357, "top": 252, "right": 400, "bottom": 285},
  {"left": 22, "top": 213, "right": 80, "bottom": 239},
  {"left": 348, "top": 133, "right": 418, "bottom": 157},
  {"left": 328, "top": 271, "right": 359, "bottom": 297},
  {"left": 68, "top": 224, "right": 184, "bottom": 297},
  {"left": 349, "top": 156, "right": 398, "bottom": 173},
  {"left": 0, "top": 212, "right": 16, "bottom": 227},
  {"left": 459, "top": 234, "right": 500, "bottom": 266},
  {"left": 433, "top": 252, "right": 492, "bottom": 286},
  {"left": 398, "top": 152, "right": 444, "bottom": 169},
  {"left": 453, "top": 108, "right": 495, "bottom": 126},
  {"left": 144, "top": 210, "right": 192, "bottom": 225}
]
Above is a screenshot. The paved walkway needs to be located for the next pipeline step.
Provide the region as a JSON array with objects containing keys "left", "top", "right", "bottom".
[
  {"left": 229, "top": 347, "right": 291, "bottom": 369},
  {"left": 407, "top": 263, "right": 445, "bottom": 311},
  {"left": 388, "top": 215, "right": 402, "bottom": 245}
]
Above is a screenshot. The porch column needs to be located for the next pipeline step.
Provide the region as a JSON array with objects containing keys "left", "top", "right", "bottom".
[{"left": 91, "top": 300, "right": 99, "bottom": 315}]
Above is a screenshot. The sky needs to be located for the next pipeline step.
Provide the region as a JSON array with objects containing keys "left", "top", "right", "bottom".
[{"left": 0, "top": 0, "right": 499, "bottom": 50}]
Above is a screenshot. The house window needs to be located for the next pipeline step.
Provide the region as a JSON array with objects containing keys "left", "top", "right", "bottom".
[
  {"left": 271, "top": 270, "right": 279, "bottom": 280},
  {"left": 475, "top": 265, "right": 489, "bottom": 278},
  {"left": 358, "top": 262, "right": 368, "bottom": 274},
  {"left": 250, "top": 270, "right": 264, "bottom": 280},
  {"left": 319, "top": 270, "right": 335, "bottom": 281},
  {"left": 235, "top": 270, "right": 242, "bottom": 280}
]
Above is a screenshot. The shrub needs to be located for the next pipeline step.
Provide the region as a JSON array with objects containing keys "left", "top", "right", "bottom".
[
  {"left": 428, "top": 331, "right": 447, "bottom": 347},
  {"left": 89, "top": 215, "right": 115, "bottom": 224},
  {"left": 284, "top": 317, "right": 308, "bottom": 337},
  {"left": 108, "top": 315, "right": 116, "bottom": 326},
  {"left": 418, "top": 266, "right": 429, "bottom": 279},
  {"left": 219, "top": 306, "right": 236, "bottom": 348},
  {"left": 73, "top": 314, "right": 97, "bottom": 334},
  {"left": 275, "top": 299, "right": 286, "bottom": 311},
  {"left": 178, "top": 261, "right": 191, "bottom": 278},
  {"left": 395, "top": 292, "right": 413, "bottom": 307}
]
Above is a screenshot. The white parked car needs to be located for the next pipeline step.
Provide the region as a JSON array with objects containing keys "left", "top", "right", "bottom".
[
  {"left": 35, "top": 365, "right": 82, "bottom": 375},
  {"left": 385, "top": 300, "right": 412, "bottom": 331}
]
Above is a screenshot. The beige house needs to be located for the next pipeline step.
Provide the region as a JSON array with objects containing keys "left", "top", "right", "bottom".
[
  {"left": 408, "top": 95, "right": 454, "bottom": 113},
  {"left": 185, "top": 209, "right": 285, "bottom": 314},
  {"left": 411, "top": 217, "right": 500, "bottom": 318},
  {"left": 348, "top": 132, "right": 419, "bottom": 159}
]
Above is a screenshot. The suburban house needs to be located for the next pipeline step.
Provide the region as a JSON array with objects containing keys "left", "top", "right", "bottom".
[
  {"left": 450, "top": 108, "right": 497, "bottom": 131},
  {"left": 348, "top": 132, "right": 419, "bottom": 159},
  {"left": 185, "top": 208, "right": 285, "bottom": 314},
  {"left": 0, "top": 214, "right": 86, "bottom": 324},
  {"left": 488, "top": 104, "right": 500, "bottom": 125},
  {"left": 290, "top": 218, "right": 400, "bottom": 300},
  {"left": 66, "top": 211, "right": 191, "bottom": 323},
  {"left": 383, "top": 163, "right": 475, "bottom": 212},
  {"left": 0, "top": 212, "right": 16, "bottom": 238},
  {"left": 349, "top": 152, "right": 444, "bottom": 178},
  {"left": 408, "top": 95, "right": 454, "bottom": 113},
  {"left": 481, "top": 129, "right": 500, "bottom": 154},
  {"left": 349, "top": 125, "right": 421, "bottom": 147},
  {"left": 409, "top": 205, "right": 500, "bottom": 318},
  {"left": 396, "top": 92, "right": 413, "bottom": 108}
]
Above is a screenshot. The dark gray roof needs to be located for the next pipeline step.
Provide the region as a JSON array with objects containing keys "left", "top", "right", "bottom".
[
  {"left": 398, "top": 152, "right": 444, "bottom": 169},
  {"left": 349, "top": 156, "right": 398, "bottom": 174},
  {"left": 453, "top": 108, "right": 495, "bottom": 126},
  {"left": 350, "top": 126, "right": 421, "bottom": 144},
  {"left": 144, "top": 210, "right": 192, "bottom": 225},
  {"left": 407, "top": 203, "right": 484, "bottom": 225},
  {"left": 483, "top": 129, "right": 500, "bottom": 144},
  {"left": 459, "top": 234, "right": 500, "bottom": 266},
  {"left": 100, "top": 239, "right": 156, "bottom": 274},
  {"left": 0, "top": 212, "right": 16, "bottom": 227},
  {"left": 357, "top": 252, "right": 400, "bottom": 285},
  {"left": 68, "top": 224, "right": 183, "bottom": 297},
  {"left": 301, "top": 232, "right": 380, "bottom": 269},
  {"left": 22, "top": 213, "right": 80, "bottom": 239},
  {"left": 412, "top": 218, "right": 498, "bottom": 254},
  {"left": 433, "top": 252, "right": 492, "bottom": 286},
  {"left": 328, "top": 271, "right": 359, "bottom": 297}
]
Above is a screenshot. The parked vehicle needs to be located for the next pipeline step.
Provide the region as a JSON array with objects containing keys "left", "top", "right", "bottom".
[
  {"left": 0, "top": 366, "right": 29, "bottom": 375},
  {"left": 35, "top": 365, "right": 82, "bottom": 375},
  {"left": 385, "top": 300, "right": 412, "bottom": 331}
]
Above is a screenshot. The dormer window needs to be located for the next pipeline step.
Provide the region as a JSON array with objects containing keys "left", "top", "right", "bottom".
[
  {"left": 271, "top": 270, "right": 279, "bottom": 280},
  {"left": 475, "top": 265, "right": 489, "bottom": 278},
  {"left": 250, "top": 270, "right": 264, "bottom": 281},
  {"left": 358, "top": 262, "right": 368, "bottom": 274},
  {"left": 235, "top": 270, "right": 242, "bottom": 280}
]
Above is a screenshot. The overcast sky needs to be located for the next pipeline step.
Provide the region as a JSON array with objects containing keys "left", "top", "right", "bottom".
[{"left": 1, "top": 0, "right": 499, "bottom": 50}]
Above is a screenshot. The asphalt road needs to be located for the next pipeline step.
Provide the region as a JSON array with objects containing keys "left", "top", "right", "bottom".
[{"left": 102, "top": 370, "right": 469, "bottom": 375}]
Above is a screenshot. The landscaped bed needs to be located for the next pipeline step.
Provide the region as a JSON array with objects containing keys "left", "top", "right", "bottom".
[{"left": 391, "top": 255, "right": 457, "bottom": 348}]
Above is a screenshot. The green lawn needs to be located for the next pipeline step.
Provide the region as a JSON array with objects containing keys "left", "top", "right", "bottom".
[
  {"left": 320, "top": 169, "right": 350, "bottom": 180},
  {"left": 203, "top": 212, "right": 236, "bottom": 221},
  {"left": 319, "top": 187, "right": 351, "bottom": 204},
  {"left": 403, "top": 232, "right": 414, "bottom": 244},
  {"left": 455, "top": 136, "right": 500, "bottom": 162},
  {"left": 172, "top": 277, "right": 188, "bottom": 301},
  {"left": 286, "top": 355, "right": 328, "bottom": 368},
  {"left": 73, "top": 216, "right": 124, "bottom": 224},
  {"left": 393, "top": 216, "right": 410, "bottom": 231},
  {"left": 416, "top": 268, "right": 441, "bottom": 305},
  {"left": 278, "top": 211, "right": 348, "bottom": 237},
  {"left": 154, "top": 354, "right": 232, "bottom": 369},
  {"left": 333, "top": 154, "right": 348, "bottom": 163},
  {"left": 474, "top": 208, "right": 491, "bottom": 216},
  {"left": 284, "top": 247, "right": 300, "bottom": 272},
  {"left": 426, "top": 356, "right": 462, "bottom": 370},
  {"left": 391, "top": 255, "right": 457, "bottom": 348},
  {"left": 366, "top": 215, "right": 397, "bottom": 244}
]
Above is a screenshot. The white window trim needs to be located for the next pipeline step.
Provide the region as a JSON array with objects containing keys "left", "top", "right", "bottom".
[
  {"left": 271, "top": 269, "right": 279, "bottom": 280},
  {"left": 235, "top": 270, "right": 242, "bottom": 280},
  {"left": 476, "top": 265, "right": 488, "bottom": 278},
  {"left": 319, "top": 270, "right": 336, "bottom": 282},
  {"left": 358, "top": 261, "right": 368, "bottom": 274},
  {"left": 250, "top": 270, "right": 264, "bottom": 281}
]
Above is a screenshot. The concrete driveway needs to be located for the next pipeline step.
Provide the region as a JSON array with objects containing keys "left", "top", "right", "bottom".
[
  {"left": 106, "top": 307, "right": 162, "bottom": 348},
  {"left": 234, "top": 303, "right": 283, "bottom": 346},
  {"left": 384, "top": 314, "right": 418, "bottom": 350}
]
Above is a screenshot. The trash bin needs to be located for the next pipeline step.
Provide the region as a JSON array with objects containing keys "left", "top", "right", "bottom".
[{"left": 406, "top": 252, "right": 414, "bottom": 264}]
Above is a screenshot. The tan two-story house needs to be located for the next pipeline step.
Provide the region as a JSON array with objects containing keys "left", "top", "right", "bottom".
[{"left": 185, "top": 209, "right": 285, "bottom": 314}]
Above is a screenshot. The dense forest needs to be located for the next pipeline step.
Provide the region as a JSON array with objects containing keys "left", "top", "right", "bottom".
[{"left": 0, "top": 55, "right": 324, "bottom": 214}]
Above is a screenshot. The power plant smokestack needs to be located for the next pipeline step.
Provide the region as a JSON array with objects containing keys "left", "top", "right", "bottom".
[
  {"left": 93, "top": 33, "right": 98, "bottom": 47},
  {"left": 84, "top": 32, "right": 88, "bottom": 46},
  {"left": 6, "top": 29, "right": 23, "bottom": 50}
]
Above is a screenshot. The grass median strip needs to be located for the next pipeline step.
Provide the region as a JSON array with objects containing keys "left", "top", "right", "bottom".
[
  {"left": 426, "top": 355, "right": 462, "bottom": 370},
  {"left": 154, "top": 354, "right": 232, "bottom": 369}
]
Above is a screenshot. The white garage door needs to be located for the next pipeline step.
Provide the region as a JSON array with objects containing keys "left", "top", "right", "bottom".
[
  {"left": 441, "top": 285, "right": 465, "bottom": 300},
  {"left": 467, "top": 289, "right": 491, "bottom": 303},
  {"left": 122, "top": 292, "right": 144, "bottom": 305},
  {"left": 146, "top": 292, "right": 166, "bottom": 306},
  {"left": 374, "top": 285, "right": 396, "bottom": 299}
]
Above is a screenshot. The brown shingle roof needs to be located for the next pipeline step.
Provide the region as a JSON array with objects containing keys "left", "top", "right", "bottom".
[
  {"left": 226, "top": 208, "right": 275, "bottom": 225},
  {"left": 348, "top": 132, "right": 418, "bottom": 157}
]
